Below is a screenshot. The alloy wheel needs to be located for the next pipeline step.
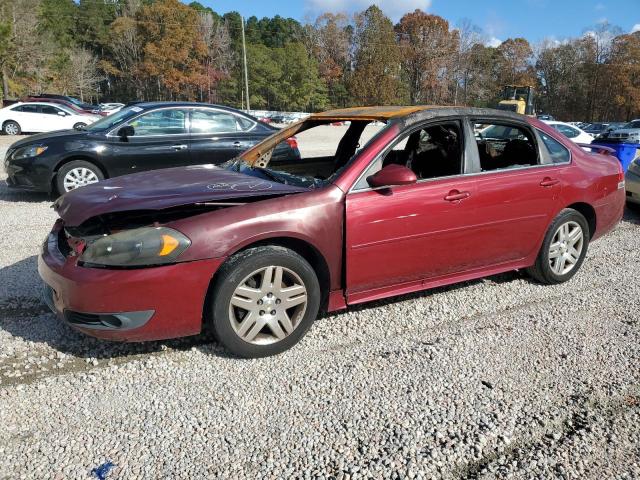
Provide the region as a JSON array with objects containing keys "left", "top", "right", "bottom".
[
  {"left": 548, "top": 220, "right": 584, "bottom": 275},
  {"left": 63, "top": 167, "right": 100, "bottom": 192},
  {"left": 4, "top": 123, "right": 18, "bottom": 135},
  {"left": 228, "top": 265, "right": 308, "bottom": 345}
]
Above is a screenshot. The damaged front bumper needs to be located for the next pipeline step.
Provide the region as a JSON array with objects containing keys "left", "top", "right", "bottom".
[{"left": 38, "top": 220, "right": 225, "bottom": 342}]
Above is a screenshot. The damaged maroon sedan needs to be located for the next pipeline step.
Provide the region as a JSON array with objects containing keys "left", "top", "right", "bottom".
[{"left": 39, "top": 106, "right": 625, "bottom": 357}]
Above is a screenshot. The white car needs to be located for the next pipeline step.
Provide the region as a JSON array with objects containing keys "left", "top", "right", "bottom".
[
  {"left": 99, "top": 103, "right": 125, "bottom": 115},
  {"left": 0, "top": 102, "right": 100, "bottom": 135},
  {"left": 543, "top": 121, "right": 593, "bottom": 144}
]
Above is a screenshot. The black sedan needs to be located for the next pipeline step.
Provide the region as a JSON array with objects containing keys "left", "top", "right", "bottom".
[{"left": 4, "top": 102, "right": 300, "bottom": 195}]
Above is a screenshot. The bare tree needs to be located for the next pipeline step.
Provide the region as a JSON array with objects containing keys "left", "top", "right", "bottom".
[
  {"left": 70, "top": 48, "right": 102, "bottom": 101},
  {"left": 197, "top": 11, "right": 234, "bottom": 102}
]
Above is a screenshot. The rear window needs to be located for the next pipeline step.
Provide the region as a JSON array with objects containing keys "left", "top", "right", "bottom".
[{"left": 538, "top": 130, "right": 570, "bottom": 164}]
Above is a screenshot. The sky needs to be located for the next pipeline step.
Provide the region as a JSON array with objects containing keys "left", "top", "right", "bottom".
[{"left": 200, "top": 0, "right": 640, "bottom": 45}]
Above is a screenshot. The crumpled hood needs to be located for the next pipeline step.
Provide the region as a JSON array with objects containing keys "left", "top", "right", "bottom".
[{"left": 54, "top": 164, "right": 309, "bottom": 226}]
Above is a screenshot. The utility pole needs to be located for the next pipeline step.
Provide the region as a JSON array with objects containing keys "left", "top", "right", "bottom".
[{"left": 241, "top": 16, "right": 250, "bottom": 112}]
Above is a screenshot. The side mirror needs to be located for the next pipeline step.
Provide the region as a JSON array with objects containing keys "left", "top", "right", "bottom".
[
  {"left": 367, "top": 164, "right": 417, "bottom": 189},
  {"left": 117, "top": 125, "right": 134, "bottom": 140}
]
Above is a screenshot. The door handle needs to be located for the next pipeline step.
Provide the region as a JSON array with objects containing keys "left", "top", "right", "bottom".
[
  {"left": 233, "top": 141, "right": 243, "bottom": 148},
  {"left": 444, "top": 190, "right": 470, "bottom": 202},
  {"left": 172, "top": 144, "right": 188, "bottom": 151},
  {"left": 540, "top": 177, "right": 559, "bottom": 187}
]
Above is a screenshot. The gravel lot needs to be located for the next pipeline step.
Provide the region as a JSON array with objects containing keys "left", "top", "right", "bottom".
[{"left": 0, "top": 132, "right": 639, "bottom": 479}]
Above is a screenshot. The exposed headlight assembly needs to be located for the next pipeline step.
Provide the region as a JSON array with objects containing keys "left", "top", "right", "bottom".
[
  {"left": 80, "top": 227, "right": 191, "bottom": 267},
  {"left": 12, "top": 145, "right": 48, "bottom": 160},
  {"left": 629, "top": 159, "right": 640, "bottom": 176}
]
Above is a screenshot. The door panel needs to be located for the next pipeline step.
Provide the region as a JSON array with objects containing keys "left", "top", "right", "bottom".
[
  {"left": 106, "top": 108, "right": 191, "bottom": 176},
  {"left": 470, "top": 166, "right": 564, "bottom": 264},
  {"left": 346, "top": 176, "right": 479, "bottom": 296}
]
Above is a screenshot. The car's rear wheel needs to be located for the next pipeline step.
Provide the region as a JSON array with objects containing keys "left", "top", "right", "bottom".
[
  {"left": 56, "top": 160, "right": 104, "bottom": 195},
  {"left": 2, "top": 121, "right": 21, "bottom": 135},
  {"left": 210, "top": 246, "right": 320, "bottom": 358},
  {"left": 526, "top": 208, "right": 589, "bottom": 284}
]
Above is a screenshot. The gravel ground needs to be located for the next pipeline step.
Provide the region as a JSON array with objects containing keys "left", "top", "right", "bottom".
[{"left": 0, "top": 133, "right": 639, "bottom": 479}]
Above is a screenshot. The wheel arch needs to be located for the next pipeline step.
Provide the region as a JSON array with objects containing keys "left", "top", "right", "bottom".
[
  {"left": 51, "top": 156, "right": 109, "bottom": 191},
  {"left": 565, "top": 202, "right": 596, "bottom": 239},
  {"left": 202, "top": 236, "right": 332, "bottom": 331},
  {"left": 2, "top": 119, "right": 20, "bottom": 131}
]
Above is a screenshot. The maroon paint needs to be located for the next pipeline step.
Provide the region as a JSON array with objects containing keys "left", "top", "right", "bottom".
[
  {"left": 368, "top": 164, "right": 417, "bottom": 188},
  {"left": 54, "top": 165, "right": 309, "bottom": 226},
  {"left": 39, "top": 114, "right": 625, "bottom": 342}
]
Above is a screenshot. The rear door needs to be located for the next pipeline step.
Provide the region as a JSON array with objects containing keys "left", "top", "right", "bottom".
[
  {"left": 189, "top": 108, "right": 265, "bottom": 165},
  {"left": 467, "top": 119, "right": 565, "bottom": 266},
  {"left": 105, "top": 107, "right": 191, "bottom": 176}
]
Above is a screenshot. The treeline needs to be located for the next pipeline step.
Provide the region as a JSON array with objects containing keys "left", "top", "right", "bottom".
[{"left": 1, "top": 0, "right": 639, "bottom": 121}]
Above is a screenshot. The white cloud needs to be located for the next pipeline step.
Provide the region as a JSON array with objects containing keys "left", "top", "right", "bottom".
[
  {"left": 632, "top": 23, "right": 640, "bottom": 33},
  {"left": 595, "top": 2, "right": 606, "bottom": 11},
  {"left": 304, "top": 0, "right": 432, "bottom": 21},
  {"left": 486, "top": 37, "right": 502, "bottom": 48}
]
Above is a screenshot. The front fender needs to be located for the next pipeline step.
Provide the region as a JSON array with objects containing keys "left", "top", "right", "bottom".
[{"left": 170, "top": 185, "right": 345, "bottom": 291}]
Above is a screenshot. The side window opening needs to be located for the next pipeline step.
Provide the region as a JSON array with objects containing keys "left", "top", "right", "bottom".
[
  {"left": 474, "top": 122, "right": 538, "bottom": 171},
  {"left": 381, "top": 122, "right": 463, "bottom": 180},
  {"left": 353, "top": 121, "right": 464, "bottom": 190}
]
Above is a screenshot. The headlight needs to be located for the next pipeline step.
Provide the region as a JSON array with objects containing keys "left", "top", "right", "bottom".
[
  {"left": 12, "top": 145, "right": 48, "bottom": 160},
  {"left": 629, "top": 159, "right": 640, "bottom": 175},
  {"left": 79, "top": 227, "right": 191, "bottom": 267}
]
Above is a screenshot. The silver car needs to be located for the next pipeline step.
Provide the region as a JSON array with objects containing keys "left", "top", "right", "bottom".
[
  {"left": 608, "top": 119, "right": 640, "bottom": 143},
  {"left": 625, "top": 156, "right": 640, "bottom": 207}
]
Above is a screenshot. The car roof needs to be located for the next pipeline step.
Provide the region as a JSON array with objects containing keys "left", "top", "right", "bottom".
[
  {"left": 129, "top": 101, "right": 247, "bottom": 113},
  {"left": 241, "top": 105, "right": 532, "bottom": 165},
  {"left": 308, "top": 105, "right": 526, "bottom": 123}
]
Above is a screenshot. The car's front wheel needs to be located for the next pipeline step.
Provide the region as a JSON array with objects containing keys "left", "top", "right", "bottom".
[
  {"left": 527, "top": 208, "right": 589, "bottom": 284},
  {"left": 73, "top": 122, "right": 87, "bottom": 130},
  {"left": 210, "top": 246, "right": 321, "bottom": 358},
  {"left": 2, "top": 120, "right": 21, "bottom": 135},
  {"left": 56, "top": 160, "right": 104, "bottom": 195}
]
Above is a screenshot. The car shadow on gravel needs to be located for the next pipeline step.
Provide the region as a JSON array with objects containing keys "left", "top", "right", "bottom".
[
  {"left": 0, "top": 256, "right": 228, "bottom": 361},
  {"left": 623, "top": 205, "right": 640, "bottom": 225}
]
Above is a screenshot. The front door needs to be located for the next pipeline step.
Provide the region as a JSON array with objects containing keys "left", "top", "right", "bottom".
[
  {"left": 106, "top": 107, "right": 191, "bottom": 176},
  {"left": 345, "top": 119, "right": 482, "bottom": 302}
]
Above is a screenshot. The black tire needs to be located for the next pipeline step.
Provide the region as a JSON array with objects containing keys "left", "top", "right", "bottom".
[
  {"left": 526, "top": 208, "right": 590, "bottom": 284},
  {"left": 2, "top": 120, "right": 21, "bottom": 135},
  {"left": 210, "top": 246, "right": 321, "bottom": 358},
  {"left": 73, "top": 122, "right": 87, "bottom": 130},
  {"left": 55, "top": 160, "right": 105, "bottom": 195},
  {"left": 626, "top": 201, "right": 640, "bottom": 212}
]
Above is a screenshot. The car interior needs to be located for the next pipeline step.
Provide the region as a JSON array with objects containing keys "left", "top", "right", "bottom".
[
  {"left": 262, "top": 119, "right": 540, "bottom": 188},
  {"left": 474, "top": 123, "right": 538, "bottom": 171},
  {"left": 381, "top": 122, "right": 463, "bottom": 179}
]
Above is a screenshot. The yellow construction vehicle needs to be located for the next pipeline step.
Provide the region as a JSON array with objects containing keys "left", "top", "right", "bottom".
[{"left": 497, "top": 85, "right": 536, "bottom": 116}]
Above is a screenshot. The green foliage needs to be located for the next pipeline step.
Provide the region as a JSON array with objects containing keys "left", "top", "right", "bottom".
[
  {"left": 38, "top": 0, "right": 77, "bottom": 48},
  {"left": 247, "top": 42, "right": 327, "bottom": 111},
  {"left": 2, "top": 0, "right": 639, "bottom": 119},
  {"left": 349, "top": 6, "right": 405, "bottom": 105}
]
